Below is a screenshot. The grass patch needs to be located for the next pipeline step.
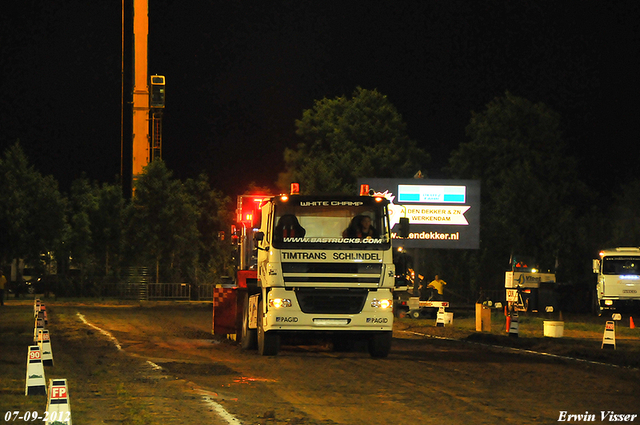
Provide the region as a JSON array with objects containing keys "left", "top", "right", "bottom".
[{"left": 398, "top": 308, "right": 640, "bottom": 368}]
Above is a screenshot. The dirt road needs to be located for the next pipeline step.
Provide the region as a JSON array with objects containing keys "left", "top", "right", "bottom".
[{"left": 2, "top": 301, "right": 639, "bottom": 424}]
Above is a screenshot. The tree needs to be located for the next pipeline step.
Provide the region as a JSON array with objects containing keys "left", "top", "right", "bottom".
[
  {"left": 184, "top": 173, "right": 233, "bottom": 285},
  {"left": 91, "top": 182, "right": 124, "bottom": 277},
  {"left": 279, "top": 87, "right": 430, "bottom": 194},
  {"left": 62, "top": 177, "right": 124, "bottom": 288},
  {"left": 64, "top": 177, "right": 98, "bottom": 288},
  {"left": 448, "top": 92, "right": 590, "bottom": 289},
  {"left": 608, "top": 179, "right": 640, "bottom": 247},
  {"left": 0, "top": 142, "right": 66, "bottom": 279},
  {"left": 124, "top": 160, "right": 199, "bottom": 283}
]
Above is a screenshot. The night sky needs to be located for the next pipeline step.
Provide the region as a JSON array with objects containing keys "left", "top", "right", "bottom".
[{"left": 1, "top": 1, "right": 639, "bottom": 200}]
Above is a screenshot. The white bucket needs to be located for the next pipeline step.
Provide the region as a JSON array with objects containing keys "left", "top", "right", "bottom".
[{"left": 543, "top": 321, "right": 564, "bottom": 338}]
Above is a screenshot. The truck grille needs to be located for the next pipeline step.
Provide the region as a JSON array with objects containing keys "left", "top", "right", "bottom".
[
  {"left": 282, "top": 262, "right": 382, "bottom": 285},
  {"left": 295, "top": 288, "right": 369, "bottom": 314}
]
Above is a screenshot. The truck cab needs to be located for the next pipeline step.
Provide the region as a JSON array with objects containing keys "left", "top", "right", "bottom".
[
  {"left": 241, "top": 190, "right": 398, "bottom": 357},
  {"left": 593, "top": 247, "right": 640, "bottom": 316}
]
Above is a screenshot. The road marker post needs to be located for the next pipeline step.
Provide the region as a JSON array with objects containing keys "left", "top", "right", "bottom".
[
  {"left": 436, "top": 307, "right": 446, "bottom": 327},
  {"left": 508, "top": 312, "right": 519, "bottom": 337},
  {"left": 601, "top": 321, "right": 616, "bottom": 349},
  {"left": 25, "top": 345, "right": 47, "bottom": 395},
  {"left": 38, "top": 329, "right": 54, "bottom": 366},
  {"left": 34, "top": 312, "right": 45, "bottom": 343},
  {"left": 41, "top": 303, "right": 48, "bottom": 325},
  {"left": 34, "top": 298, "right": 41, "bottom": 318},
  {"left": 46, "top": 379, "right": 72, "bottom": 425}
]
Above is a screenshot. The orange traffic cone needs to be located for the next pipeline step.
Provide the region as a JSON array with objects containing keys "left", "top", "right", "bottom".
[{"left": 631, "top": 316, "right": 636, "bottom": 329}]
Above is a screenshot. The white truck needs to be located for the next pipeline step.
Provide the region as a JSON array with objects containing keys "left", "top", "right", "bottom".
[
  {"left": 592, "top": 247, "right": 640, "bottom": 316},
  {"left": 236, "top": 185, "right": 407, "bottom": 357}
]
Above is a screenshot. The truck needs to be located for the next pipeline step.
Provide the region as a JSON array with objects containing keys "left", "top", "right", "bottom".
[
  {"left": 505, "top": 255, "right": 557, "bottom": 313},
  {"left": 592, "top": 247, "right": 640, "bottom": 316},
  {"left": 220, "top": 184, "right": 407, "bottom": 357}
]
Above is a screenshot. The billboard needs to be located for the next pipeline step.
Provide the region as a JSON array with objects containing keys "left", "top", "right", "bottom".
[{"left": 358, "top": 178, "right": 480, "bottom": 249}]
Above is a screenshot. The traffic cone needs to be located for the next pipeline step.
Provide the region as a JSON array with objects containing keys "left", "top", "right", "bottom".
[
  {"left": 630, "top": 316, "right": 635, "bottom": 329},
  {"left": 46, "top": 379, "right": 72, "bottom": 425},
  {"left": 25, "top": 346, "right": 47, "bottom": 395}
]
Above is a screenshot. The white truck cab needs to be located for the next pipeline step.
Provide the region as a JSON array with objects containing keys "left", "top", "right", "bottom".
[
  {"left": 593, "top": 247, "right": 640, "bottom": 315},
  {"left": 237, "top": 189, "right": 406, "bottom": 357}
]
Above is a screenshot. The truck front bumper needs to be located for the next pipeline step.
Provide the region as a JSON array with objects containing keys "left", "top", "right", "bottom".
[
  {"left": 600, "top": 298, "right": 640, "bottom": 312},
  {"left": 263, "top": 287, "right": 393, "bottom": 332}
]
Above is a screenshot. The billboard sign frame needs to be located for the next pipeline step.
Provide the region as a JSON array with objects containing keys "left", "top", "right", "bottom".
[{"left": 358, "top": 178, "right": 480, "bottom": 249}]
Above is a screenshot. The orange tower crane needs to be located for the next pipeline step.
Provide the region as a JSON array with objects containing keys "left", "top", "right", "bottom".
[{"left": 131, "top": 0, "right": 150, "bottom": 186}]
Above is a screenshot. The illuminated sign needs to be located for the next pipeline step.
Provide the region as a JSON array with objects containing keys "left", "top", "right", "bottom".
[
  {"left": 398, "top": 185, "right": 466, "bottom": 203},
  {"left": 358, "top": 178, "right": 480, "bottom": 249}
]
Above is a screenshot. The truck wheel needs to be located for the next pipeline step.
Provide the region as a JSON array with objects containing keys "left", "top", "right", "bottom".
[
  {"left": 257, "top": 300, "right": 280, "bottom": 356},
  {"left": 240, "top": 294, "right": 257, "bottom": 350},
  {"left": 368, "top": 331, "right": 392, "bottom": 358},
  {"left": 410, "top": 310, "right": 421, "bottom": 319}
]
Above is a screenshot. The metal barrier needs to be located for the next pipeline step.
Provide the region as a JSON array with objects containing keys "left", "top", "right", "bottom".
[
  {"left": 196, "top": 284, "right": 214, "bottom": 301},
  {"left": 146, "top": 283, "right": 191, "bottom": 300},
  {"left": 90, "top": 281, "right": 217, "bottom": 301}
]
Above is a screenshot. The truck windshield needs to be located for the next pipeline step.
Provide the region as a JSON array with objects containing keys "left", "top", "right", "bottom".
[
  {"left": 603, "top": 257, "right": 640, "bottom": 275},
  {"left": 272, "top": 198, "right": 390, "bottom": 249}
]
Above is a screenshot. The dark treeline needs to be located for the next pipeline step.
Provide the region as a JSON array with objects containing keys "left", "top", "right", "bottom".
[
  {"left": 1, "top": 90, "right": 639, "bottom": 309},
  {"left": 0, "top": 144, "right": 231, "bottom": 296},
  {"left": 278, "top": 89, "right": 640, "bottom": 312}
]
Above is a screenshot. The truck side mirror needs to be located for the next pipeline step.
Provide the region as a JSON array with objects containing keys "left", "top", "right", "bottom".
[
  {"left": 399, "top": 217, "right": 410, "bottom": 238},
  {"left": 254, "top": 231, "right": 269, "bottom": 251},
  {"left": 592, "top": 259, "right": 600, "bottom": 274}
]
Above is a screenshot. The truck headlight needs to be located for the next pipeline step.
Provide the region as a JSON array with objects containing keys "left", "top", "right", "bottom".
[
  {"left": 371, "top": 299, "right": 392, "bottom": 309},
  {"left": 269, "top": 298, "right": 292, "bottom": 308},
  {"left": 604, "top": 300, "right": 613, "bottom": 306}
]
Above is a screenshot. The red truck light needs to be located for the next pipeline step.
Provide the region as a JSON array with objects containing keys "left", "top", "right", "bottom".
[{"left": 237, "top": 195, "right": 266, "bottom": 226}]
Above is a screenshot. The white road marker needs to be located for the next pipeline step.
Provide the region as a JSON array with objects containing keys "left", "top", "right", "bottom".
[
  {"left": 396, "top": 329, "right": 637, "bottom": 370},
  {"left": 75, "top": 312, "right": 243, "bottom": 424},
  {"left": 76, "top": 312, "right": 122, "bottom": 350}
]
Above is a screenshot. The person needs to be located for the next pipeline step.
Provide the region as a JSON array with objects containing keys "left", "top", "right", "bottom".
[
  {"left": 0, "top": 272, "right": 6, "bottom": 306},
  {"left": 426, "top": 275, "right": 447, "bottom": 301},
  {"left": 275, "top": 214, "right": 306, "bottom": 240},
  {"left": 343, "top": 215, "right": 379, "bottom": 239},
  {"left": 414, "top": 273, "right": 430, "bottom": 300}
]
